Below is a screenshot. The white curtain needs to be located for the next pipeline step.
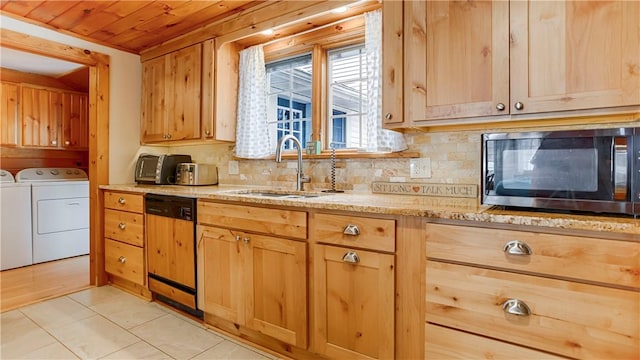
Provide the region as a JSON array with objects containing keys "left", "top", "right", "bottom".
[
  {"left": 365, "top": 9, "right": 407, "bottom": 152},
  {"left": 235, "top": 45, "right": 271, "bottom": 158}
]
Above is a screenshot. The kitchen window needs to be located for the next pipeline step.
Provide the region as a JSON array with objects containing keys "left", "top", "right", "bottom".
[
  {"left": 265, "top": 45, "right": 368, "bottom": 151},
  {"left": 235, "top": 9, "right": 406, "bottom": 159}
]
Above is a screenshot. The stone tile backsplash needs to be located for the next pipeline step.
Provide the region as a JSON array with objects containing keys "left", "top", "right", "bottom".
[{"left": 170, "top": 129, "right": 483, "bottom": 193}]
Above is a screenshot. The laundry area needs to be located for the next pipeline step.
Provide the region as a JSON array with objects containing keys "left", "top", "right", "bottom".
[{"left": 0, "top": 168, "right": 89, "bottom": 270}]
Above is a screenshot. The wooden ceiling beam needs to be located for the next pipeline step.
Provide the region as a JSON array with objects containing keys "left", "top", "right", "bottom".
[{"left": 0, "top": 28, "right": 109, "bottom": 66}]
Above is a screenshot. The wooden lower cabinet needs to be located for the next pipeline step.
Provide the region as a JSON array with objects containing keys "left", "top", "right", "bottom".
[
  {"left": 425, "top": 223, "right": 640, "bottom": 360},
  {"left": 197, "top": 203, "right": 308, "bottom": 349},
  {"left": 103, "top": 190, "right": 148, "bottom": 297},
  {"left": 425, "top": 323, "right": 565, "bottom": 360},
  {"left": 313, "top": 244, "right": 395, "bottom": 359},
  {"left": 105, "top": 239, "right": 145, "bottom": 285}
]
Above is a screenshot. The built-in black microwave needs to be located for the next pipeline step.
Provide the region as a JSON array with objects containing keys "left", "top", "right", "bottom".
[
  {"left": 135, "top": 154, "right": 192, "bottom": 184},
  {"left": 482, "top": 127, "right": 639, "bottom": 216}
]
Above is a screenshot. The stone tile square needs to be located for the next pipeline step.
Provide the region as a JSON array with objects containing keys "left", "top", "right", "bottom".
[
  {"left": 47, "top": 315, "right": 139, "bottom": 359},
  {"left": 130, "top": 314, "right": 223, "bottom": 359},
  {"left": 89, "top": 293, "right": 167, "bottom": 329},
  {"left": 100, "top": 341, "right": 172, "bottom": 359},
  {"left": 20, "top": 295, "right": 95, "bottom": 330},
  {"left": 0, "top": 310, "right": 59, "bottom": 359}
]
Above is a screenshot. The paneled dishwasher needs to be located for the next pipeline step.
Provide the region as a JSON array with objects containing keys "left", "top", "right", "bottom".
[{"left": 145, "top": 194, "right": 202, "bottom": 318}]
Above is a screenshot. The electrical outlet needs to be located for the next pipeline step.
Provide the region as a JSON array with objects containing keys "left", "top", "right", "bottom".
[
  {"left": 228, "top": 160, "right": 239, "bottom": 175},
  {"left": 410, "top": 158, "right": 431, "bottom": 178}
]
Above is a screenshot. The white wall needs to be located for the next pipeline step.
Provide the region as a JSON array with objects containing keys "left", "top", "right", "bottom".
[{"left": 0, "top": 15, "right": 142, "bottom": 184}]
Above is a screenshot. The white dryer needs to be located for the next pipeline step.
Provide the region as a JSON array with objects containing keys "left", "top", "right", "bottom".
[
  {"left": 1, "top": 169, "right": 33, "bottom": 270},
  {"left": 16, "top": 168, "right": 89, "bottom": 264}
]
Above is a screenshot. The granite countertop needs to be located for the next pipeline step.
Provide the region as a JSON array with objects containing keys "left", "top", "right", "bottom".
[{"left": 100, "top": 184, "right": 640, "bottom": 238}]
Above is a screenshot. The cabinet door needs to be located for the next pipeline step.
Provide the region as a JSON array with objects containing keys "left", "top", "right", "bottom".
[
  {"left": 1, "top": 82, "right": 19, "bottom": 146},
  {"left": 406, "top": 1, "right": 510, "bottom": 123},
  {"left": 198, "top": 225, "right": 244, "bottom": 324},
  {"left": 245, "top": 233, "right": 307, "bottom": 348},
  {"left": 313, "top": 245, "right": 395, "bottom": 359},
  {"left": 140, "top": 55, "right": 167, "bottom": 143},
  {"left": 166, "top": 43, "right": 202, "bottom": 141},
  {"left": 510, "top": 0, "right": 640, "bottom": 114},
  {"left": 21, "top": 86, "right": 60, "bottom": 147},
  {"left": 61, "top": 92, "right": 89, "bottom": 149},
  {"left": 147, "top": 214, "right": 195, "bottom": 288}
]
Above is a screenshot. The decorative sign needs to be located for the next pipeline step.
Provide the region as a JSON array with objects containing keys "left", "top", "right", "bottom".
[{"left": 372, "top": 182, "right": 478, "bottom": 198}]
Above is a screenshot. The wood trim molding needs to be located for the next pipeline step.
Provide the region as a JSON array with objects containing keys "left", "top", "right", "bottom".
[{"left": 1, "top": 28, "right": 111, "bottom": 287}]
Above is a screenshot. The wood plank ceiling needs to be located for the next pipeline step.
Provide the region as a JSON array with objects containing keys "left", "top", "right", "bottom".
[
  {"left": 0, "top": 1, "right": 380, "bottom": 55},
  {"left": 0, "top": 1, "right": 265, "bottom": 54}
]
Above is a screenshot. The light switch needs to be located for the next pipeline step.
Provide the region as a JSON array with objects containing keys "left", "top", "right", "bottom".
[{"left": 228, "top": 160, "right": 239, "bottom": 175}]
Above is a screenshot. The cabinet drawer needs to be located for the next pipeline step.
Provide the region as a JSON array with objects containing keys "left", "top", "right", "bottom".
[
  {"left": 426, "top": 223, "right": 640, "bottom": 288},
  {"left": 426, "top": 261, "right": 639, "bottom": 359},
  {"left": 425, "top": 323, "right": 566, "bottom": 360},
  {"left": 105, "top": 239, "right": 145, "bottom": 286},
  {"left": 312, "top": 213, "right": 395, "bottom": 253},
  {"left": 104, "top": 209, "right": 144, "bottom": 247},
  {"left": 104, "top": 191, "right": 143, "bottom": 213},
  {"left": 198, "top": 201, "right": 307, "bottom": 239}
]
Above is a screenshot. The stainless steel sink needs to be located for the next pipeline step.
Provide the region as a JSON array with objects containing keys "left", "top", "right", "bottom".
[{"left": 229, "top": 190, "right": 326, "bottom": 199}]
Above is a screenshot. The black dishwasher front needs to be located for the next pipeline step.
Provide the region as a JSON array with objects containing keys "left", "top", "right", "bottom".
[{"left": 145, "top": 194, "right": 202, "bottom": 318}]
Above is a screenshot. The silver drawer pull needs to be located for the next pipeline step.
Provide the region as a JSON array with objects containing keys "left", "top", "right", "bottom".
[
  {"left": 342, "top": 251, "right": 360, "bottom": 264},
  {"left": 118, "top": 256, "right": 126, "bottom": 264},
  {"left": 503, "top": 240, "right": 532, "bottom": 256},
  {"left": 118, "top": 197, "right": 126, "bottom": 204},
  {"left": 502, "top": 298, "right": 531, "bottom": 316},
  {"left": 118, "top": 223, "right": 126, "bottom": 230},
  {"left": 343, "top": 224, "right": 360, "bottom": 236}
]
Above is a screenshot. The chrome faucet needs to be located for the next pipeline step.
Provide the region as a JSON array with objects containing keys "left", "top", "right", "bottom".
[{"left": 275, "top": 134, "right": 311, "bottom": 191}]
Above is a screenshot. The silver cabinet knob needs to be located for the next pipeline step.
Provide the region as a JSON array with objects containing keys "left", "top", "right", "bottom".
[
  {"left": 118, "top": 222, "right": 126, "bottom": 230},
  {"left": 503, "top": 240, "right": 532, "bottom": 256},
  {"left": 204, "top": 129, "right": 211, "bottom": 136},
  {"left": 514, "top": 102, "right": 524, "bottom": 111},
  {"left": 65, "top": 140, "right": 70, "bottom": 145},
  {"left": 496, "top": 103, "right": 506, "bottom": 111},
  {"left": 384, "top": 113, "right": 392, "bottom": 120},
  {"left": 243, "top": 237, "right": 250, "bottom": 244},
  {"left": 343, "top": 224, "right": 360, "bottom": 236},
  {"left": 118, "top": 197, "right": 126, "bottom": 204},
  {"left": 235, "top": 235, "right": 241, "bottom": 241},
  {"left": 502, "top": 298, "right": 531, "bottom": 316},
  {"left": 51, "top": 140, "right": 57, "bottom": 145},
  {"left": 342, "top": 251, "right": 360, "bottom": 264},
  {"left": 118, "top": 256, "right": 126, "bottom": 263},
  {"left": 167, "top": 134, "right": 172, "bottom": 139}
]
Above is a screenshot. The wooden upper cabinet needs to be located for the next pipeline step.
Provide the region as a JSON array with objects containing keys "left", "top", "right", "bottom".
[
  {"left": 61, "top": 92, "right": 89, "bottom": 149},
  {"left": 387, "top": 0, "right": 640, "bottom": 127},
  {"left": 167, "top": 44, "right": 201, "bottom": 141},
  {"left": 141, "top": 55, "right": 167, "bottom": 143},
  {"left": 21, "top": 86, "right": 61, "bottom": 148},
  {"left": 1, "top": 82, "right": 20, "bottom": 146},
  {"left": 141, "top": 43, "right": 202, "bottom": 144},
  {"left": 403, "top": 1, "right": 510, "bottom": 122},
  {"left": 510, "top": 0, "right": 640, "bottom": 114}
]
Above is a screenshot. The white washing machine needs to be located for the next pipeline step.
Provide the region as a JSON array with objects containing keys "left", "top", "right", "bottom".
[
  {"left": 1, "top": 169, "right": 33, "bottom": 270},
  {"left": 16, "top": 168, "right": 89, "bottom": 264}
]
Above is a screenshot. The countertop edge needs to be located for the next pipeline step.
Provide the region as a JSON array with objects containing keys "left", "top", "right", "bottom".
[{"left": 100, "top": 184, "right": 640, "bottom": 238}]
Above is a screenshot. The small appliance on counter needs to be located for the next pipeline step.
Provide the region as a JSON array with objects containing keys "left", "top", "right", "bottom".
[
  {"left": 135, "top": 154, "right": 191, "bottom": 184},
  {"left": 175, "top": 163, "right": 218, "bottom": 186}
]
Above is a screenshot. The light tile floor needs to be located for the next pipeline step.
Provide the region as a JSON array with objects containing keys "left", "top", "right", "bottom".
[{"left": 1, "top": 286, "right": 278, "bottom": 360}]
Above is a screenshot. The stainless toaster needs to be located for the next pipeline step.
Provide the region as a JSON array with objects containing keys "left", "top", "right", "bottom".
[{"left": 175, "top": 163, "right": 218, "bottom": 186}]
